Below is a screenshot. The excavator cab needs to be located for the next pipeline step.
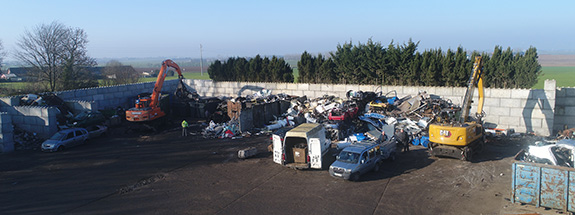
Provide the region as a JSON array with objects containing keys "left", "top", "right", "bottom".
[{"left": 134, "top": 94, "right": 152, "bottom": 109}]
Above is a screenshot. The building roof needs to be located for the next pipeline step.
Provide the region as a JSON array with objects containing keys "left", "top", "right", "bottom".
[{"left": 6, "top": 67, "right": 31, "bottom": 76}]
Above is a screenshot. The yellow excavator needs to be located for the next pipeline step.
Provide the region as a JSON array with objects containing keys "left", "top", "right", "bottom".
[{"left": 428, "top": 56, "right": 485, "bottom": 161}]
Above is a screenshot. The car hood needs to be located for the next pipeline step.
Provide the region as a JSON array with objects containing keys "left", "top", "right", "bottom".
[
  {"left": 331, "top": 160, "right": 358, "bottom": 170},
  {"left": 42, "top": 139, "right": 60, "bottom": 146}
]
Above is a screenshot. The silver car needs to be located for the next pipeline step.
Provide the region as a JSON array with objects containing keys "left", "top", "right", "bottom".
[{"left": 41, "top": 128, "right": 89, "bottom": 152}]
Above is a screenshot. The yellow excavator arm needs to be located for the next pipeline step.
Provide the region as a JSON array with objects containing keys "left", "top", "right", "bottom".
[{"left": 459, "top": 56, "right": 484, "bottom": 123}]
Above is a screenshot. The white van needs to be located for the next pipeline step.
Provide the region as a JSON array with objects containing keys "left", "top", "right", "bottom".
[{"left": 273, "top": 123, "right": 331, "bottom": 169}]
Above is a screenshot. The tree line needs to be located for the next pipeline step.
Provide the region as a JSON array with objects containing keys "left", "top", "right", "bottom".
[
  {"left": 3, "top": 21, "right": 542, "bottom": 94},
  {"left": 208, "top": 55, "right": 294, "bottom": 82},
  {"left": 298, "top": 39, "right": 541, "bottom": 89}
]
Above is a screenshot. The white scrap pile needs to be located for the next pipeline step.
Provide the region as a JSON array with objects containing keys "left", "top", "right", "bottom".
[{"left": 517, "top": 139, "right": 575, "bottom": 168}]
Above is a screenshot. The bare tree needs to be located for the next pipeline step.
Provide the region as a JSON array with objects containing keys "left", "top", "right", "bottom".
[
  {"left": 14, "top": 21, "right": 97, "bottom": 92},
  {"left": 102, "top": 60, "right": 140, "bottom": 86},
  {"left": 0, "top": 39, "right": 5, "bottom": 73},
  {"left": 60, "top": 27, "right": 98, "bottom": 90}
]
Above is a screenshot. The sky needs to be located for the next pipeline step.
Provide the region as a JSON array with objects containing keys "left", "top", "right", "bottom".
[{"left": 1, "top": 0, "right": 574, "bottom": 61}]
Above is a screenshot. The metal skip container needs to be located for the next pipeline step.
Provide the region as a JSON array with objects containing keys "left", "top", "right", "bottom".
[{"left": 511, "top": 150, "right": 575, "bottom": 212}]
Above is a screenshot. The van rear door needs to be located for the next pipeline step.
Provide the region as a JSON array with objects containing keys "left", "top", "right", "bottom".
[
  {"left": 272, "top": 134, "right": 283, "bottom": 164},
  {"left": 309, "top": 138, "right": 322, "bottom": 169}
]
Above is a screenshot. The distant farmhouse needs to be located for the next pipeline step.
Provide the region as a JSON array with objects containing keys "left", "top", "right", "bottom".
[
  {"left": 1, "top": 67, "right": 29, "bottom": 81},
  {"left": 0, "top": 66, "right": 136, "bottom": 81}
]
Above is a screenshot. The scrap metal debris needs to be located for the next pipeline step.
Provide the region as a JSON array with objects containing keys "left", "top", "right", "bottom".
[
  {"left": 196, "top": 88, "right": 462, "bottom": 144},
  {"left": 238, "top": 147, "right": 258, "bottom": 159},
  {"left": 13, "top": 125, "right": 43, "bottom": 151},
  {"left": 516, "top": 139, "right": 575, "bottom": 167}
]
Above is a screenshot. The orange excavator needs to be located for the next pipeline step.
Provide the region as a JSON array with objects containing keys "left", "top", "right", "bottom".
[{"left": 125, "top": 59, "right": 187, "bottom": 123}]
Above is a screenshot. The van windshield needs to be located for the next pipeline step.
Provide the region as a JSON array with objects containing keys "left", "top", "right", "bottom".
[{"left": 337, "top": 151, "right": 360, "bottom": 164}]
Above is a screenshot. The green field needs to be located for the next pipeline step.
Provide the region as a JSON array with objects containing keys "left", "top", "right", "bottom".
[
  {"left": 2, "top": 67, "right": 573, "bottom": 96},
  {"left": 139, "top": 72, "right": 211, "bottom": 82},
  {"left": 533, "top": 66, "right": 575, "bottom": 89},
  {"left": 0, "top": 81, "right": 27, "bottom": 90}
]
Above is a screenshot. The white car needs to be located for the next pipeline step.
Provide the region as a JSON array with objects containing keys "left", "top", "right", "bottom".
[{"left": 41, "top": 128, "right": 89, "bottom": 152}]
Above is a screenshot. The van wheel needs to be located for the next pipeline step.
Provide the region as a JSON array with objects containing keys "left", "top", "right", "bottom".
[
  {"left": 350, "top": 173, "right": 360, "bottom": 181},
  {"left": 373, "top": 163, "right": 380, "bottom": 172},
  {"left": 389, "top": 152, "right": 396, "bottom": 162}
]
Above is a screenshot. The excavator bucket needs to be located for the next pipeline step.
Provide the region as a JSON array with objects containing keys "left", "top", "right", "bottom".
[{"left": 174, "top": 79, "right": 198, "bottom": 100}]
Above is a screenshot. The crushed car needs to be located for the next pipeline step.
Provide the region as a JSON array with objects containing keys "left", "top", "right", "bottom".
[{"left": 516, "top": 139, "right": 575, "bottom": 167}]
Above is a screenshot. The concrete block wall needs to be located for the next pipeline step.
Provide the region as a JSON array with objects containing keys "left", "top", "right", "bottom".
[
  {"left": 54, "top": 80, "right": 181, "bottom": 110},
  {"left": 12, "top": 106, "right": 59, "bottom": 139},
  {"left": 554, "top": 85, "right": 575, "bottom": 132},
  {"left": 184, "top": 79, "right": 558, "bottom": 136},
  {"left": 65, "top": 100, "right": 98, "bottom": 115},
  {"left": 0, "top": 78, "right": 567, "bottom": 153},
  {"left": 0, "top": 113, "right": 14, "bottom": 153}
]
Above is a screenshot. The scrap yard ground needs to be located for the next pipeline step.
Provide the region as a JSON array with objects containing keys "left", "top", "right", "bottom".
[{"left": 0, "top": 124, "right": 554, "bottom": 215}]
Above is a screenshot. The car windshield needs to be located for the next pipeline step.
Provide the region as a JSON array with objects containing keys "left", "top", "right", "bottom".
[
  {"left": 49, "top": 132, "right": 66, "bottom": 140},
  {"left": 337, "top": 151, "right": 360, "bottom": 164}
]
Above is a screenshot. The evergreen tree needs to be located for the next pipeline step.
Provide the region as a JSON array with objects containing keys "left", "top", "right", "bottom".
[{"left": 297, "top": 51, "right": 314, "bottom": 83}]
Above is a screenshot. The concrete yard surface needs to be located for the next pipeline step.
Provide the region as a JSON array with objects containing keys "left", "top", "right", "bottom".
[{"left": 0, "top": 128, "right": 560, "bottom": 215}]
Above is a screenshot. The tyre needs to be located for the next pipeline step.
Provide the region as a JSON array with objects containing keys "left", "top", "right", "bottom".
[
  {"left": 373, "top": 163, "right": 380, "bottom": 172},
  {"left": 388, "top": 152, "right": 396, "bottom": 162},
  {"left": 57, "top": 146, "right": 65, "bottom": 152},
  {"left": 462, "top": 147, "right": 473, "bottom": 161},
  {"left": 350, "top": 173, "right": 360, "bottom": 181}
]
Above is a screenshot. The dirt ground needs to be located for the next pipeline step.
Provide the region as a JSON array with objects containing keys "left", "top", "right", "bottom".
[{"left": 0, "top": 123, "right": 565, "bottom": 215}]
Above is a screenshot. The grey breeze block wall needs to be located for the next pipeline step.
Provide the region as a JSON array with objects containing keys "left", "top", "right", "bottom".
[
  {"left": 0, "top": 80, "right": 180, "bottom": 152},
  {"left": 185, "top": 79, "right": 560, "bottom": 136},
  {"left": 0, "top": 78, "right": 568, "bottom": 153}
]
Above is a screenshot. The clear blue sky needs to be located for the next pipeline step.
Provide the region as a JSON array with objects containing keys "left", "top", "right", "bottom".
[{"left": 1, "top": 0, "right": 574, "bottom": 61}]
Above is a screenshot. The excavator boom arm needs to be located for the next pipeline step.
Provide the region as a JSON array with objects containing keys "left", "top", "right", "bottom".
[
  {"left": 459, "top": 56, "right": 484, "bottom": 123},
  {"left": 150, "top": 59, "right": 184, "bottom": 108}
]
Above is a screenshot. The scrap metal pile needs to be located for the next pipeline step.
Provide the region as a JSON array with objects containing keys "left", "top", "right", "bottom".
[
  {"left": 201, "top": 89, "right": 461, "bottom": 143},
  {"left": 516, "top": 139, "right": 575, "bottom": 168}
]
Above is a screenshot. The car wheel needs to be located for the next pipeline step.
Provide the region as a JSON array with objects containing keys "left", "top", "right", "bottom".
[
  {"left": 57, "top": 146, "right": 65, "bottom": 152},
  {"left": 350, "top": 173, "right": 360, "bottom": 181}
]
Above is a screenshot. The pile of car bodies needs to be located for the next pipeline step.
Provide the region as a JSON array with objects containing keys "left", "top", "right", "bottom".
[{"left": 200, "top": 89, "right": 460, "bottom": 147}]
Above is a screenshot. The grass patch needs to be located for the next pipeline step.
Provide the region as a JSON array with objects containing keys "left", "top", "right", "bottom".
[
  {"left": 0, "top": 81, "right": 27, "bottom": 89},
  {"left": 534, "top": 66, "right": 575, "bottom": 89},
  {"left": 293, "top": 68, "right": 299, "bottom": 83}
]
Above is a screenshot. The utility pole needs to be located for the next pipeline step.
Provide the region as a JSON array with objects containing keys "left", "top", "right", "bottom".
[{"left": 200, "top": 44, "right": 203, "bottom": 76}]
